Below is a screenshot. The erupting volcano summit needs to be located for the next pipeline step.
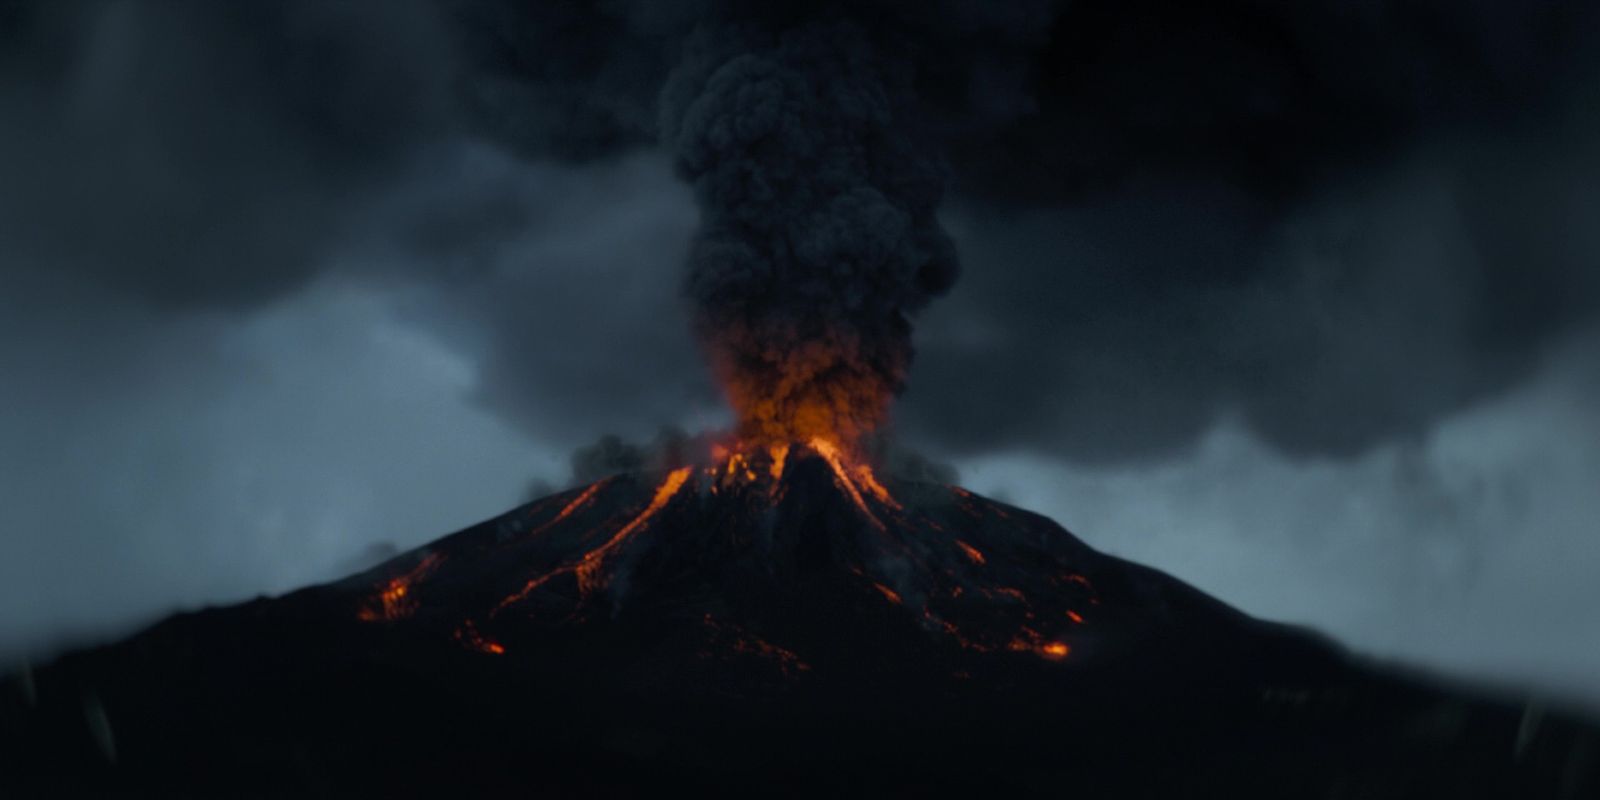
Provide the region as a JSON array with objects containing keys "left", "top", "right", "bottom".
[
  {"left": 352, "top": 438, "right": 1099, "bottom": 666},
  {"left": 3, "top": 11, "right": 1597, "bottom": 797},
  {"left": 4, "top": 439, "right": 1596, "bottom": 797},
  {"left": 7, "top": 1, "right": 1600, "bottom": 797}
]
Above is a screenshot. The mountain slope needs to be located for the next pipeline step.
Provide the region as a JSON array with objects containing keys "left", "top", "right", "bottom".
[{"left": 2, "top": 448, "right": 1596, "bottom": 798}]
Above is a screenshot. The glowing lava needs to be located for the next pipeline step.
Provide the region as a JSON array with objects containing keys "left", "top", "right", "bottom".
[
  {"left": 1007, "top": 627, "right": 1072, "bottom": 661},
  {"left": 358, "top": 552, "right": 443, "bottom": 621},
  {"left": 491, "top": 467, "right": 694, "bottom": 613},
  {"left": 453, "top": 619, "right": 506, "bottom": 655},
  {"left": 767, "top": 443, "right": 789, "bottom": 482},
  {"left": 808, "top": 437, "right": 896, "bottom": 529},
  {"left": 575, "top": 467, "right": 692, "bottom": 594},
  {"left": 1040, "top": 642, "right": 1071, "bottom": 659},
  {"left": 532, "top": 480, "right": 608, "bottom": 535},
  {"left": 709, "top": 333, "right": 898, "bottom": 454},
  {"left": 955, "top": 540, "right": 986, "bottom": 565},
  {"left": 700, "top": 436, "right": 899, "bottom": 530},
  {"left": 356, "top": 433, "right": 1088, "bottom": 671}
]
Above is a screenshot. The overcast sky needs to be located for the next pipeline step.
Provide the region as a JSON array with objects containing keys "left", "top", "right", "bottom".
[{"left": 2, "top": 0, "right": 1598, "bottom": 710}]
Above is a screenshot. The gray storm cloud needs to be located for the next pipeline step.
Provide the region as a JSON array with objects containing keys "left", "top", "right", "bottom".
[
  {"left": 449, "top": 0, "right": 1600, "bottom": 462},
  {"left": 8, "top": 0, "right": 1598, "bottom": 463},
  {"left": 0, "top": 0, "right": 453, "bottom": 307}
]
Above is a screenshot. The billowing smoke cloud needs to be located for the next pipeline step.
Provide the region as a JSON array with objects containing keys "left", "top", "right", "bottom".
[
  {"left": 454, "top": 1, "right": 1061, "bottom": 448},
  {"left": 662, "top": 20, "right": 960, "bottom": 445},
  {"left": 440, "top": 0, "right": 1600, "bottom": 464},
  {"left": 438, "top": 0, "right": 1060, "bottom": 448}
]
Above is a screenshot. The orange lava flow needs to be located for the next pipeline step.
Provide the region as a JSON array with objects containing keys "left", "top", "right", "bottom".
[
  {"left": 494, "top": 468, "right": 693, "bottom": 614},
  {"left": 358, "top": 552, "right": 444, "bottom": 622},
  {"left": 531, "top": 480, "right": 607, "bottom": 535},
  {"left": 490, "top": 482, "right": 614, "bottom": 611},
  {"left": 853, "top": 463, "right": 901, "bottom": 510},
  {"left": 767, "top": 444, "right": 789, "bottom": 481},
  {"left": 453, "top": 620, "right": 506, "bottom": 655},
  {"left": 575, "top": 467, "right": 693, "bottom": 595},
  {"left": 1007, "top": 626, "right": 1072, "bottom": 661},
  {"left": 955, "top": 540, "right": 986, "bottom": 565},
  {"left": 808, "top": 437, "right": 894, "bottom": 529},
  {"left": 492, "top": 571, "right": 558, "bottom": 615},
  {"left": 1039, "top": 642, "right": 1071, "bottom": 659}
]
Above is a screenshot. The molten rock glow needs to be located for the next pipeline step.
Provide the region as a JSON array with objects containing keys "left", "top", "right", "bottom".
[
  {"left": 713, "top": 335, "right": 903, "bottom": 449},
  {"left": 354, "top": 441, "right": 1100, "bottom": 670}
]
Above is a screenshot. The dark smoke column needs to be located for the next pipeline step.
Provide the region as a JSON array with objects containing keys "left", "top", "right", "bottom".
[{"left": 660, "top": 21, "right": 959, "bottom": 449}]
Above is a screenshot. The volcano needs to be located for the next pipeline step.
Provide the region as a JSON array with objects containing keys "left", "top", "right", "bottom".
[{"left": 2, "top": 443, "right": 1596, "bottom": 798}]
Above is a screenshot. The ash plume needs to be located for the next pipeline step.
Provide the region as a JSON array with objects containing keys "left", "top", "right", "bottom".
[
  {"left": 440, "top": 0, "right": 1600, "bottom": 463},
  {"left": 449, "top": 0, "right": 1060, "bottom": 447},
  {"left": 661, "top": 19, "right": 960, "bottom": 445}
]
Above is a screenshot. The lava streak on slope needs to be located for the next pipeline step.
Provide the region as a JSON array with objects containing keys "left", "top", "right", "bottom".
[
  {"left": 18, "top": 443, "right": 1594, "bottom": 800},
  {"left": 453, "top": 619, "right": 505, "bottom": 655},
  {"left": 808, "top": 438, "right": 892, "bottom": 530},
  {"left": 573, "top": 467, "right": 692, "bottom": 594},
  {"left": 530, "top": 479, "right": 608, "bottom": 537},
  {"left": 350, "top": 439, "right": 1101, "bottom": 671},
  {"left": 485, "top": 467, "right": 695, "bottom": 615},
  {"left": 356, "top": 552, "right": 443, "bottom": 621}
]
